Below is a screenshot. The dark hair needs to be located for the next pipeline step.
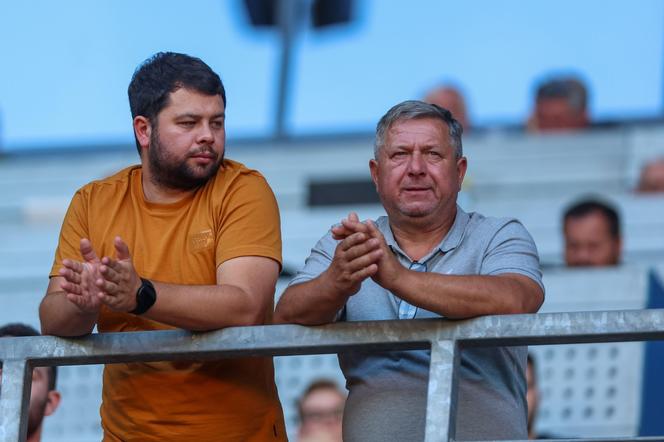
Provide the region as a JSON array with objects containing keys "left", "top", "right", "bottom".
[
  {"left": 128, "top": 52, "right": 226, "bottom": 153},
  {"left": 563, "top": 199, "right": 620, "bottom": 239},
  {"left": 0, "top": 323, "right": 57, "bottom": 390},
  {"left": 297, "top": 379, "right": 344, "bottom": 420},
  {"left": 536, "top": 76, "right": 587, "bottom": 113},
  {"left": 375, "top": 100, "right": 463, "bottom": 159}
]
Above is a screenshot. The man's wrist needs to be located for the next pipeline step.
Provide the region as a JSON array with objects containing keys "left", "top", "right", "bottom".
[
  {"left": 322, "top": 268, "right": 350, "bottom": 298},
  {"left": 130, "top": 278, "right": 157, "bottom": 315},
  {"left": 381, "top": 264, "right": 405, "bottom": 293}
]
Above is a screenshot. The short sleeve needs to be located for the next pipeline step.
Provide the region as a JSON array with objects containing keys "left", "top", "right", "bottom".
[
  {"left": 287, "top": 230, "right": 337, "bottom": 287},
  {"left": 480, "top": 219, "right": 545, "bottom": 293},
  {"left": 287, "top": 230, "right": 346, "bottom": 321},
  {"left": 49, "top": 189, "right": 90, "bottom": 278},
  {"left": 215, "top": 173, "right": 282, "bottom": 267}
]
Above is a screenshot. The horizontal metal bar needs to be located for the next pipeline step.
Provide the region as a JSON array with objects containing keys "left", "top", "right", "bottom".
[
  {"left": 1, "top": 310, "right": 663, "bottom": 366},
  {"left": 0, "top": 309, "right": 662, "bottom": 442}
]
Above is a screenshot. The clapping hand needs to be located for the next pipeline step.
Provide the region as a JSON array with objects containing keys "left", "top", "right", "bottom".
[{"left": 59, "top": 237, "right": 142, "bottom": 313}]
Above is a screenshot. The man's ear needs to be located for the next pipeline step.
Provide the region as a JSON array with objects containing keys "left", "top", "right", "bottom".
[
  {"left": 133, "top": 116, "right": 152, "bottom": 153},
  {"left": 369, "top": 159, "right": 379, "bottom": 189},
  {"left": 456, "top": 156, "right": 468, "bottom": 191},
  {"left": 44, "top": 390, "right": 61, "bottom": 417}
]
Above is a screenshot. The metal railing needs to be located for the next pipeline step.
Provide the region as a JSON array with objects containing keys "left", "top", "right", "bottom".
[{"left": 1, "top": 309, "right": 664, "bottom": 442}]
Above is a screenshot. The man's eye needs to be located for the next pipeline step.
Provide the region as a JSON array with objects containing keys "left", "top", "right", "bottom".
[
  {"left": 427, "top": 151, "right": 441, "bottom": 157},
  {"left": 179, "top": 121, "right": 195, "bottom": 127},
  {"left": 211, "top": 120, "right": 224, "bottom": 129},
  {"left": 392, "top": 151, "right": 407, "bottom": 158}
]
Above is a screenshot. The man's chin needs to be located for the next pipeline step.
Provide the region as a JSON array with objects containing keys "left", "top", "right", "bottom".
[
  {"left": 392, "top": 200, "right": 436, "bottom": 216},
  {"left": 188, "top": 160, "right": 216, "bottom": 173},
  {"left": 397, "top": 207, "right": 435, "bottom": 218},
  {"left": 187, "top": 161, "right": 222, "bottom": 182}
]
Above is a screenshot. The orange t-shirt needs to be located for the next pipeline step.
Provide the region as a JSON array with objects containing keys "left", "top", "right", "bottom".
[{"left": 49, "top": 160, "right": 286, "bottom": 442}]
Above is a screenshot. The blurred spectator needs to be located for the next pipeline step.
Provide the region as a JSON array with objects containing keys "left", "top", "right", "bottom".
[
  {"left": 0, "top": 323, "right": 61, "bottom": 442},
  {"left": 424, "top": 84, "right": 471, "bottom": 132},
  {"left": 563, "top": 199, "right": 621, "bottom": 266},
  {"left": 636, "top": 158, "right": 664, "bottom": 193},
  {"left": 528, "top": 76, "right": 589, "bottom": 132},
  {"left": 526, "top": 354, "right": 539, "bottom": 439},
  {"left": 527, "top": 353, "right": 562, "bottom": 439},
  {"left": 297, "top": 379, "right": 345, "bottom": 442}
]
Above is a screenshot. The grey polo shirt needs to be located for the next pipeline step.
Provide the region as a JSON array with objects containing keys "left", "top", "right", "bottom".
[{"left": 288, "top": 206, "right": 544, "bottom": 441}]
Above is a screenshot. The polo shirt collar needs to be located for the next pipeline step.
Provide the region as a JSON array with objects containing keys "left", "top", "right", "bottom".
[
  {"left": 439, "top": 205, "right": 469, "bottom": 253},
  {"left": 380, "top": 205, "right": 470, "bottom": 261}
]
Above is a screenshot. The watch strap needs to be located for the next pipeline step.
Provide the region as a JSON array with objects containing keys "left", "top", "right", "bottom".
[{"left": 130, "top": 278, "right": 157, "bottom": 315}]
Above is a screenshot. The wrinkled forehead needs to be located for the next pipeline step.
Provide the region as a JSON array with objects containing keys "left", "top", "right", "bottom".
[{"left": 384, "top": 118, "right": 450, "bottom": 147}]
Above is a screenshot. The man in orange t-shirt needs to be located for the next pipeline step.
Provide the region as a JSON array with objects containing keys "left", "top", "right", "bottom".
[{"left": 39, "top": 52, "right": 286, "bottom": 441}]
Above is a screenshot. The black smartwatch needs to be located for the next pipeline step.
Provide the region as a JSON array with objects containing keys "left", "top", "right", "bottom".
[{"left": 131, "top": 278, "right": 157, "bottom": 315}]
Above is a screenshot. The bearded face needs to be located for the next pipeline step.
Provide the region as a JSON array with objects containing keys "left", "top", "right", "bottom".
[
  {"left": 148, "top": 124, "right": 224, "bottom": 192},
  {"left": 142, "top": 88, "right": 227, "bottom": 193}
]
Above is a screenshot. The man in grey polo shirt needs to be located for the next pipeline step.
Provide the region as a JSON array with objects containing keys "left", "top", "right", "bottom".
[{"left": 275, "top": 100, "right": 544, "bottom": 441}]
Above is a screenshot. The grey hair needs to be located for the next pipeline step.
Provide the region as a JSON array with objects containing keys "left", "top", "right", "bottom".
[{"left": 374, "top": 100, "right": 464, "bottom": 159}]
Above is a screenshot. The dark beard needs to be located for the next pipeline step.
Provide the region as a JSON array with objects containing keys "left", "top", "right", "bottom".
[{"left": 148, "top": 127, "right": 223, "bottom": 192}]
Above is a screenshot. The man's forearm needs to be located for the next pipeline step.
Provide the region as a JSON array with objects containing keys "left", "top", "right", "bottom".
[
  {"left": 141, "top": 282, "right": 272, "bottom": 331},
  {"left": 39, "top": 292, "right": 98, "bottom": 337},
  {"left": 274, "top": 275, "right": 347, "bottom": 325},
  {"left": 389, "top": 271, "right": 543, "bottom": 319}
]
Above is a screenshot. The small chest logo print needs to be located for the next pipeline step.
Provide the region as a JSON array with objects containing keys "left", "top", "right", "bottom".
[{"left": 189, "top": 229, "right": 214, "bottom": 252}]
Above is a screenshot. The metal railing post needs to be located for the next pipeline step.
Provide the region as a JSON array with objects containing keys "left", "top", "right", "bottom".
[
  {"left": 0, "top": 360, "right": 31, "bottom": 442},
  {"left": 424, "top": 339, "right": 459, "bottom": 442}
]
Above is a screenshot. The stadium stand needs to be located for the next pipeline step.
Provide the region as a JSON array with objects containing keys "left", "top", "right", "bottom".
[{"left": 1, "top": 124, "right": 664, "bottom": 440}]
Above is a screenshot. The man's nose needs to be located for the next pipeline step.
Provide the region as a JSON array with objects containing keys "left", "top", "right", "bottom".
[
  {"left": 407, "top": 151, "right": 426, "bottom": 175},
  {"left": 196, "top": 123, "right": 214, "bottom": 145}
]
